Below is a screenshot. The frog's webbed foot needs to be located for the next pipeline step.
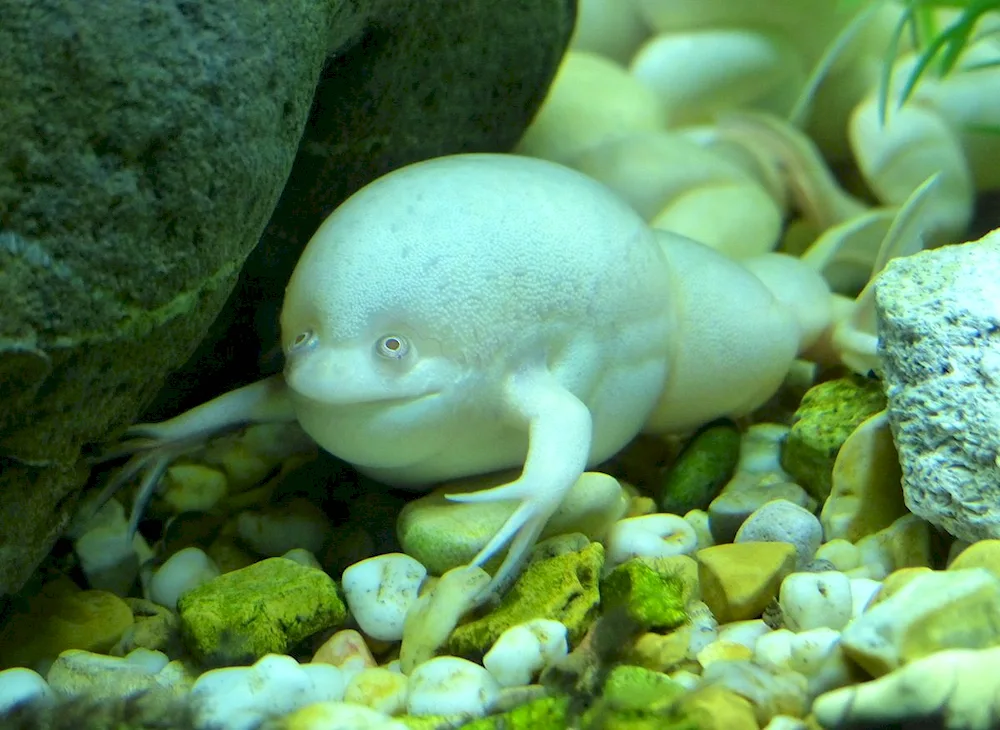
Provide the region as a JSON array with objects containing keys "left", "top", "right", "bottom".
[
  {"left": 84, "top": 375, "right": 295, "bottom": 540},
  {"left": 446, "top": 368, "right": 592, "bottom": 604}
]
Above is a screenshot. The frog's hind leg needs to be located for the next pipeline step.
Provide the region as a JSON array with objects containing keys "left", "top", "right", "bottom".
[
  {"left": 445, "top": 367, "right": 593, "bottom": 602},
  {"left": 84, "top": 374, "right": 296, "bottom": 539}
]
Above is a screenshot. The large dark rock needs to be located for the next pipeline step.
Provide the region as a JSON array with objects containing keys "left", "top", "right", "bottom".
[
  {"left": 0, "top": 0, "right": 336, "bottom": 597},
  {"left": 0, "top": 0, "right": 575, "bottom": 597}
]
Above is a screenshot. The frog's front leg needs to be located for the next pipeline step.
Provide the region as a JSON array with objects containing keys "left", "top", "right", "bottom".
[
  {"left": 91, "top": 375, "right": 297, "bottom": 537},
  {"left": 445, "top": 366, "right": 593, "bottom": 602}
]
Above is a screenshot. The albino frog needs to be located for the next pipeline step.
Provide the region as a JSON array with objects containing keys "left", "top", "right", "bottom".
[{"left": 101, "top": 153, "right": 877, "bottom": 599}]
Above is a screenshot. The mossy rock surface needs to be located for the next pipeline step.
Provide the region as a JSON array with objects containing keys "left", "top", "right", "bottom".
[{"left": 781, "top": 375, "right": 887, "bottom": 501}]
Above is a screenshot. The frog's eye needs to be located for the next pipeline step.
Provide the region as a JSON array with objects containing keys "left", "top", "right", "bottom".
[
  {"left": 289, "top": 331, "right": 314, "bottom": 351},
  {"left": 375, "top": 334, "right": 410, "bottom": 360}
]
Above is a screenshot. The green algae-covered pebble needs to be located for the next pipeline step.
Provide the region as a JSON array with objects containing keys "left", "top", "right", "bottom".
[
  {"left": 659, "top": 422, "right": 741, "bottom": 514},
  {"left": 781, "top": 375, "right": 886, "bottom": 502},
  {"left": 459, "top": 696, "right": 569, "bottom": 730},
  {"left": 178, "top": 557, "right": 345, "bottom": 667},
  {"left": 447, "top": 543, "right": 604, "bottom": 659},
  {"left": 600, "top": 560, "right": 688, "bottom": 632}
]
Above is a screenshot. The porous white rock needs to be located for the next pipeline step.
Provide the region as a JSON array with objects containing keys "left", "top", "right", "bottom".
[
  {"left": 148, "top": 546, "right": 220, "bottom": 611},
  {"left": 779, "top": 571, "right": 853, "bottom": 632},
  {"left": 190, "top": 653, "right": 345, "bottom": 730},
  {"left": 341, "top": 553, "right": 427, "bottom": 642},
  {"left": 735, "top": 499, "right": 823, "bottom": 568},
  {"left": 483, "top": 619, "right": 568, "bottom": 687},
  {"left": 0, "top": 667, "right": 53, "bottom": 713},
  {"left": 875, "top": 230, "right": 1000, "bottom": 542},
  {"left": 406, "top": 656, "right": 500, "bottom": 717}
]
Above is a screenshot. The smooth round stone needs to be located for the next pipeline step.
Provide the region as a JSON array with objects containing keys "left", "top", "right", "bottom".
[
  {"left": 0, "top": 668, "right": 53, "bottom": 713},
  {"left": 46, "top": 648, "right": 190, "bottom": 700},
  {"left": 779, "top": 571, "right": 853, "bottom": 632},
  {"left": 341, "top": 553, "right": 427, "bottom": 643},
  {"left": 161, "top": 463, "right": 228, "bottom": 514},
  {"left": 149, "top": 547, "right": 221, "bottom": 611},
  {"left": 398, "top": 471, "right": 626, "bottom": 575},
  {"left": 283, "top": 700, "right": 408, "bottom": 730},
  {"left": 483, "top": 619, "right": 568, "bottom": 687},
  {"left": 406, "top": 656, "right": 500, "bottom": 717},
  {"left": 343, "top": 667, "right": 409, "bottom": 716},
  {"left": 735, "top": 499, "right": 823, "bottom": 568},
  {"left": 237, "top": 498, "right": 333, "bottom": 557},
  {"left": 949, "top": 539, "right": 1000, "bottom": 580},
  {"left": 709, "top": 481, "right": 814, "bottom": 544},
  {"left": 191, "top": 654, "right": 345, "bottom": 730}
]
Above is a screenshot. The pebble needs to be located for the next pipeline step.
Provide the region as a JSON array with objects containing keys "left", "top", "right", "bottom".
[
  {"left": 700, "top": 659, "right": 809, "bottom": 725},
  {"left": 848, "top": 578, "right": 881, "bottom": 617},
  {"left": 341, "top": 553, "right": 427, "bottom": 642},
  {"left": 343, "top": 667, "right": 409, "bottom": 716},
  {"left": 397, "top": 471, "right": 626, "bottom": 576},
  {"left": 786, "top": 627, "right": 854, "bottom": 698},
  {"left": 605, "top": 512, "right": 699, "bottom": 568},
  {"left": 658, "top": 421, "right": 741, "bottom": 514},
  {"left": 684, "top": 509, "right": 716, "bottom": 550},
  {"left": 697, "top": 542, "right": 798, "bottom": 623},
  {"left": 281, "top": 701, "right": 408, "bottom": 730},
  {"left": 779, "top": 571, "right": 853, "bottom": 631},
  {"left": 709, "top": 482, "right": 815, "bottom": 545},
  {"left": 406, "top": 656, "right": 500, "bottom": 717},
  {"left": 820, "top": 410, "right": 906, "bottom": 542},
  {"left": 948, "top": 538, "right": 1000, "bottom": 580},
  {"left": 46, "top": 648, "right": 191, "bottom": 700},
  {"left": 160, "top": 463, "right": 228, "bottom": 514},
  {"left": 813, "top": 539, "right": 861, "bottom": 572},
  {"left": 483, "top": 619, "right": 568, "bottom": 687},
  {"left": 311, "top": 629, "right": 376, "bottom": 682},
  {"left": 840, "top": 567, "right": 1000, "bottom": 676},
  {"left": 148, "top": 546, "right": 221, "bottom": 611},
  {"left": 814, "top": 646, "right": 1000, "bottom": 730},
  {"left": 735, "top": 499, "right": 823, "bottom": 568},
  {"left": 0, "top": 581, "right": 134, "bottom": 672},
  {"left": 0, "top": 667, "right": 53, "bottom": 713},
  {"left": 190, "top": 654, "right": 345, "bottom": 730},
  {"left": 717, "top": 620, "right": 771, "bottom": 651},
  {"left": 178, "top": 558, "right": 345, "bottom": 666},
  {"left": 72, "top": 498, "right": 152, "bottom": 596},
  {"left": 237, "top": 498, "right": 333, "bottom": 557},
  {"left": 677, "top": 684, "right": 761, "bottom": 730}
]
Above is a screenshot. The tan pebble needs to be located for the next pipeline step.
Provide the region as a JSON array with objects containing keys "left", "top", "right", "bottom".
[
  {"left": 698, "top": 640, "right": 754, "bottom": 668},
  {"left": 344, "top": 666, "right": 409, "bottom": 715},
  {"left": 813, "top": 539, "right": 860, "bottom": 572},
  {"left": 841, "top": 568, "right": 1000, "bottom": 677},
  {"left": 312, "top": 628, "right": 376, "bottom": 670},
  {"left": 870, "top": 566, "right": 932, "bottom": 605},
  {"left": 948, "top": 539, "right": 1000, "bottom": 580},
  {"left": 697, "top": 542, "right": 797, "bottom": 623},
  {"left": 0, "top": 585, "right": 134, "bottom": 671},
  {"left": 161, "top": 464, "right": 228, "bottom": 514},
  {"left": 821, "top": 412, "right": 905, "bottom": 543},
  {"left": 679, "top": 684, "right": 761, "bottom": 730},
  {"left": 629, "top": 631, "right": 695, "bottom": 674}
]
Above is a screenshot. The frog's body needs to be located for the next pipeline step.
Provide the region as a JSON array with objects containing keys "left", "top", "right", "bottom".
[{"left": 112, "top": 153, "right": 842, "bottom": 598}]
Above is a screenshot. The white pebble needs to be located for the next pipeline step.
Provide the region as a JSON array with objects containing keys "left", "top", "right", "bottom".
[
  {"left": 788, "top": 628, "right": 854, "bottom": 697},
  {"left": 683, "top": 509, "right": 715, "bottom": 550},
  {"left": 764, "top": 716, "right": 810, "bottom": 730},
  {"left": 667, "top": 669, "right": 701, "bottom": 691},
  {"left": 0, "top": 668, "right": 53, "bottom": 713},
  {"left": 237, "top": 498, "right": 332, "bottom": 557},
  {"left": 779, "top": 571, "right": 853, "bottom": 632},
  {"left": 344, "top": 667, "right": 409, "bottom": 716},
  {"left": 72, "top": 498, "right": 152, "bottom": 595},
  {"left": 483, "top": 619, "right": 568, "bottom": 687},
  {"left": 848, "top": 578, "right": 882, "bottom": 617},
  {"left": 754, "top": 629, "right": 795, "bottom": 671},
  {"left": 191, "top": 654, "right": 344, "bottom": 730},
  {"left": 282, "top": 548, "right": 324, "bottom": 570},
  {"left": 814, "top": 539, "right": 861, "bottom": 571},
  {"left": 148, "top": 546, "right": 220, "bottom": 611},
  {"left": 342, "top": 553, "right": 427, "bottom": 642},
  {"left": 718, "top": 619, "right": 771, "bottom": 650},
  {"left": 605, "top": 513, "right": 698, "bottom": 568},
  {"left": 406, "top": 656, "right": 500, "bottom": 717}
]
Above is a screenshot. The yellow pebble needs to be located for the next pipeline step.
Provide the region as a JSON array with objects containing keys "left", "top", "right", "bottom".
[{"left": 696, "top": 542, "right": 797, "bottom": 623}]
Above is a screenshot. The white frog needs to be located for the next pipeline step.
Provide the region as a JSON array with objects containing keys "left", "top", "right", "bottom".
[{"left": 100, "top": 153, "right": 898, "bottom": 599}]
